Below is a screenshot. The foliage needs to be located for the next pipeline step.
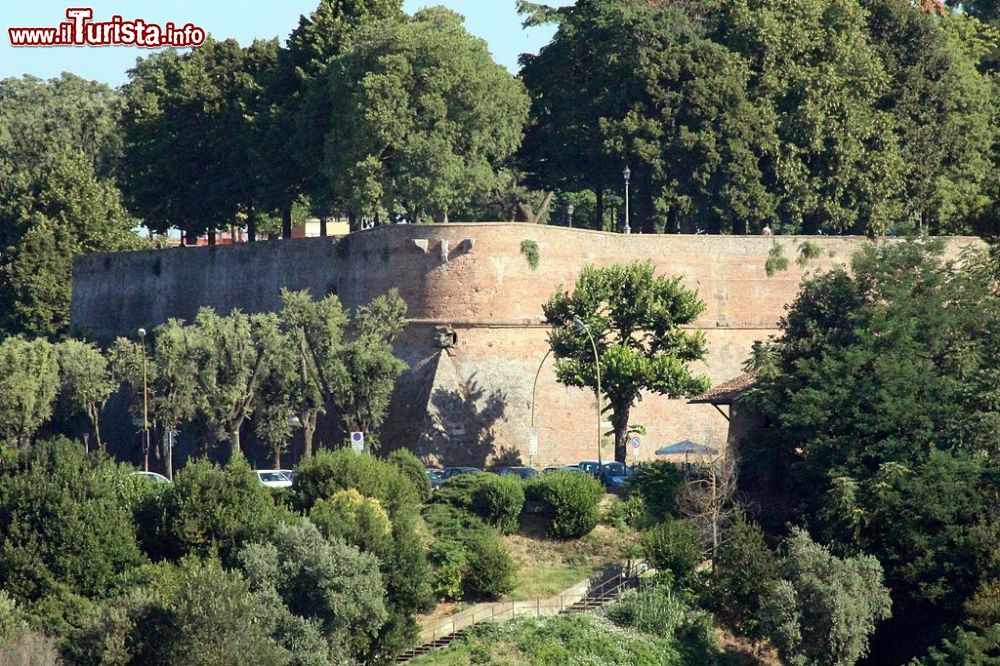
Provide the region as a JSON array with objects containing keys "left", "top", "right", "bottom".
[
  {"left": 462, "top": 531, "right": 517, "bottom": 599},
  {"left": 603, "top": 494, "right": 648, "bottom": 531},
  {"left": 148, "top": 455, "right": 291, "bottom": 565},
  {"left": 0, "top": 438, "right": 144, "bottom": 604},
  {"left": 759, "top": 528, "right": 892, "bottom": 666},
  {"left": 604, "top": 584, "right": 716, "bottom": 659},
  {"left": 320, "top": 7, "right": 529, "bottom": 223},
  {"left": 640, "top": 519, "right": 704, "bottom": 582},
  {"left": 238, "top": 521, "right": 388, "bottom": 661},
  {"left": 744, "top": 241, "right": 1000, "bottom": 661},
  {"left": 625, "top": 461, "right": 684, "bottom": 522},
  {"left": 433, "top": 472, "right": 525, "bottom": 534},
  {"left": 913, "top": 624, "right": 1000, "bottom": 665},
  {"left": 711, "top": 511, "right": 777, "bottom": 642},
  {"left": 530, "top": 471, "right": 604, "bottom": 538},
  {"left": 519, "top": 239, "right": 540, "bottom": 270},
  {"left": 290, "top": 447, "right": 418, "bottom": 514},
  {"left": 309, "top": 489, "right": 393, "bottom": 556},
  {"left": 764, "top": 242, "right": 790, "bottom": 277},
  {"left": 544, "top": 262, "right": 709, "bottom": 462},
  {"left": 965, "top": 578, "right": 1000, "bottom": 631},
  {"left": 386, "top": 448, "right": 432, "bottom": 502},
  {"left": 0, "top": 336, "right": 59, "bottom": 448},
  {"left": 57, "top": 339, "right": 116, "bottom": 451}
]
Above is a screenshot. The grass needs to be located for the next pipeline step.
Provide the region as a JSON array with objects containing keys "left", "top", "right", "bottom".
[{"left": 503, "top": 521, "right": 639, "bottom": 601}]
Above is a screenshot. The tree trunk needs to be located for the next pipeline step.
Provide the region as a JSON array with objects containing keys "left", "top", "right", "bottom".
[
  {"left": 165, "top": 429, "right": 173, "bottom": 480},
  {"left": 282, "top": 206, "right": 292, "bottom": 239},
  {"left": 613, "top": 404, "right": 631, "bottom": 463},
  {"left": 302, "top": 410, "right": 318, "bottom": 460},
  {"left": 247, "top": 215, "right": 256, "bottom": 242},
  {"left": 88, "top": 403, "right": 104, "bottom": 452},
  {"left": 272, "top": 441, "right": 282, "bottom": 468},
  {"left": 207, "top": 230, "right": 216, "bottom": 246},
  {"left": 184, "top": 228, "right": 197, "bottom": 245},
  {"left": 349, "top": 213, "right": 359, "bottom": 232},
  {"left": 230, "top": 426, "right": 241, "bottom": 458},
  {"left": 320, "top": 217, "right": 328, "bottom": 237}
]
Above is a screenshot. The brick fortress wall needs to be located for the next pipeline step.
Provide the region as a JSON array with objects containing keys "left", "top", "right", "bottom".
[{"left": 71, "top": 224, "right": 976, "bottom": 466}]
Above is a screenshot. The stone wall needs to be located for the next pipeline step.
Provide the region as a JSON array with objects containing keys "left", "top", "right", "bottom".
[{"left": 70, "top": 224, "right": 976, "bottom": 466}]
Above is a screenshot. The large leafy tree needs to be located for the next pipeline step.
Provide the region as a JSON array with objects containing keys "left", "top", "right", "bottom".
[
  {"left": 744, "top": 241, "right": 1000, "bottom": 662},
  {"left": 0, "top": 337, "right": 59, "bottom": 449},
  {"left": 543, "top": 261, "right": 709, "bottom": 462},
  {"left": 320, "top": 7, "right": 530, "bottom": 225},
  {"left": 0, "top": 74, "right": 142, "bottom": 339},
  {"left": 57, "top": 339, "right": 116, "bottom": 452},
  {"left": 121, "top": 38, "right": 274, "bottom": 242}
]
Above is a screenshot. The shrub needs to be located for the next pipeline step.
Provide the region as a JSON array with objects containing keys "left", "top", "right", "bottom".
[
  {"left": 532, "top": 471, "right": 603, "bottom": 538},
  {"left": 309, "top": 489, "right": 393, "bottom": 555},
  {"left": 239, "top": 521, "right": 388, "bottom": 661},
  {"left": 386, "top": 448, "right": 432, "bottom": 502},
  {"left": 603, "top": 494, "right": 648, "bottom": 530},
  {"left": 964, "top": 578, "right": 1000, "bottom": 631},
  {"left": 711, "top": 511, "right": 776, "bottom": 641},
  {"left": 291, "top": 448, "right": 418, "bottom": 515},
  {"left": 625, "top": 462, "right": 683, "bottom": 522},
  {"left": 758, "top": 528, "right": 892, "bottom": 666},
  {"left": 150, "top": 455, "right": 291, "bottom": 565},
  {"left": 463, "top": 531, "right": 517, "bottom": 598},
  {"left": 604, "top": 585, "right": 715, "bottom": 659},
  {"left": 0, "top": 438, "right": 145, "bottom": 603},
  {"left": 428, "top": 541, "right": 468, "bottom": 601},
  {"left": 433, "top": 472, "right": 525, "bottom": 534},
  {"left": 641, "top": 519, "right": 704, "bottom": 581},
  {"left": 915, "top": 624, "right": 1000, "bottom": 665}
]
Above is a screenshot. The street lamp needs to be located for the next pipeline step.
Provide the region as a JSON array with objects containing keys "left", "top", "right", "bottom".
[
  {"left": 138, "top": 328, "right": 150, "bottom": 473},
  {"left": 622, "top": 165, "right": 631, "bottom": 235},
  {"left": 567, "top": 203, "right": 575, "bottom": 229},
  {"left": 573, "top": 317, "right": 603, "bottom": 467}
]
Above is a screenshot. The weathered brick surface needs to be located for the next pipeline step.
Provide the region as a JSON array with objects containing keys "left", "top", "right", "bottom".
[{"left": 71, "top": 225, "right": 977, "bottom": 465}]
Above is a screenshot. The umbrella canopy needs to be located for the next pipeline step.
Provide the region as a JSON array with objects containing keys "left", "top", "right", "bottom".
[{"left": 654, "top": 440, "right": 719, "bottom": 456}]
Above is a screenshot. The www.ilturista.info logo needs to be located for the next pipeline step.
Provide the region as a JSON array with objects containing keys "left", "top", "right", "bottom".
[{"left": 8, "top": 8, "right": 206, "bottom": 48}]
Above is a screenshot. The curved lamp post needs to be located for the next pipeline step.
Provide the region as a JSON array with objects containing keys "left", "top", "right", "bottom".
[
  {"left": 573, "top": 317, "right": 603, "bottom": 466},
  {"left": 529, "top": 348, "right": 553, "bottom": 467}
]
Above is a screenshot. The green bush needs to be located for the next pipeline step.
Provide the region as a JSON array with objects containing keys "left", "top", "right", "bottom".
[
  {"left": 604, "top": 584, "right": 716, "bottom": 659},
  {"left": 625, "top": 462, "right": 683, "bottom": 522},
  {"left": 309, "top": 488, "right": 393, "bottom": 556},
  {"left": 603, "top": 494, "right": 648, "bottom": 530},
  {"left": 386, "top": 448, "right": 432, "bottom": 502},
  {"left": 150, "top": 454, "right": 291, "bottom": 565},
  {"left": 433, "top": 472, "right": 525, "bottom": 534},
  {"left": 290, "top": 448, "right": 418, "bottom": 515},
  {"left": 915, "top": 624, "right": 1000, "bottom": 665},
  {"left": 711, "top": 511, "right": 776, "bottom": 641},
  {"left": 239, "top": 521, "right": 388, "bottom": 662},
  {"left": 463, "top": 531, "right": 517, "bottom": 599},
  {"left": 428, "top": 541, "right": 468, "bottom": 601},
  {"left": 759, "top": 528, "right": 892, "bottom": 666},
  {"left": 641, "top": 519, "right": 704, "bottom": 581},
  {"left": 532, "top": 471, "right": 603, "bottom": 538},
  {"left": 0, "top": 438, "right": 145, "bottom": 603}
]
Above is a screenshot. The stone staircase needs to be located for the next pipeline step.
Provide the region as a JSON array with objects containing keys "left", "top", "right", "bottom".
[{"left": 394, "top": 560, "right": 648, "bottom": 663}]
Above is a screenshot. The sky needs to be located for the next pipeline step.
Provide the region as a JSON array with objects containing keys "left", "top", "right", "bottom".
[{"left": 0, "top": 1, "right": 574, "bottom": 87}]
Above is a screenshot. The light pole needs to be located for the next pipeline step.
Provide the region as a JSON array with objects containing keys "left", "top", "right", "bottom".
[
  {"left": 573, "top": 317, "right": 602, "bottom": 467},
  {"left": 138, "top": 328, "right": 150, "bottom": 473},
  {"left": 622, "top": 165, "right": 631, "bottom": 235},
  {"left": 529, "top": 348, "right": 553, "bottom": 467},
  {"left": 567, "top": 203, "right": 575, "bottom": 229}
]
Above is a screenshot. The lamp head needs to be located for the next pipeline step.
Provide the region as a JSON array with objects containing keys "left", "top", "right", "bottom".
[
  {"left": 137, "top": 327, "right": 146, "bottom": 338},
  {"left": 573, "top": 317, "right": 588, "bottom": 334},
  {"left": 567, "top": 203, "right": 575, "bottom": 216},
  {"left": 623, "top": 165, "right": 631, "bottom": 183}
]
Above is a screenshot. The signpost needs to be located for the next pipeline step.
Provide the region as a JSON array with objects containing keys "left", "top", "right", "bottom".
[
  {"left": 631, "top": 436, "right": 641, "bottom": 463},
  {"left": 350, "top": 432, "right": 364, "bottom": 455}
]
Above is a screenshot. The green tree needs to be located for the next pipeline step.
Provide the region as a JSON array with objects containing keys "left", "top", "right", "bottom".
[
  {"left": 759, "top": 528, "right": 891, "bottom": 666},
  {"left": 57, "top": 339, "right": 116, "bottom": 452},
  {"left": 238, "top": 520, "right": 388, "bottom": 662},
  {"left": 712, "top": 511, "right": 777, "bottom": 642},
  {"left": 320, "top": 7, "right": 529, "bottom": 225},
  {"left": 0, "top": 438, "right": 145, "bottom": 604},
  {"left": 544, "top": 261, "right": 709, "bottom": 462},
  {"left": 0, "top": 336, "right": 59, "bottom": 449}
]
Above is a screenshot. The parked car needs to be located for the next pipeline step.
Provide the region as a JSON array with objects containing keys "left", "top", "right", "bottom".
[
  {"left": 577, "top": 460, "right": 601, "bottom": 477},
  {"left": 440, "top": 467, "right": 481, "bottom": 484},
  {"left": 131, "top": 471, "right": 170, "bottom": 483},
  {"left": 426, "top": 467, "right": 445, "bottom": 489},
  {"left": 256, "top": 469, "right": 293, "bottom": 489},
  {"left": 278, "top": 469, "right": 294, "bottom": 481},
  {"left": 597, "top": 461, "right": 630, "bottom": 489},
  {"left": 499, "top": 466, "right": 540, "bottom": 480}
]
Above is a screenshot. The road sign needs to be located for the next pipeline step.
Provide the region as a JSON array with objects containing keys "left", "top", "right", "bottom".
[
  {"left": 631, "top": 436, "right": 641, "bottom": 449},
  {"left": 350, "top": 431, "right": 364, "bottom": 454},
  {"left": 529, "top": 428, "right": 539, "bottom": 458}
]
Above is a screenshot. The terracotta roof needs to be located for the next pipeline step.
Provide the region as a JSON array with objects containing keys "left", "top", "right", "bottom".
[{"left": 689, "top": 372, "right": 757, "bottom": 405}]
